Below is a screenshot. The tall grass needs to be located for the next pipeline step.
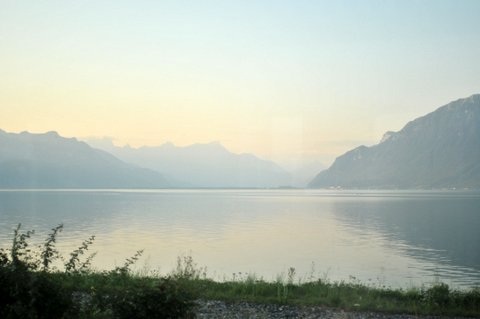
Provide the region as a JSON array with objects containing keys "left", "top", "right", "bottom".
[{"left": 178, "top": 276, "right": 480, "bottom": 316}]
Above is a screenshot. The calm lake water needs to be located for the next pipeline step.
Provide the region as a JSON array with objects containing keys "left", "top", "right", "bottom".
[{"left": 1, "top": 189, "right": 479, "bottom": 289}]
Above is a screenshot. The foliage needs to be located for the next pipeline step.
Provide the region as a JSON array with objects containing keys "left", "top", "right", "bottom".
[
  {"left": 41, "top": 224, "right": 63, "bottom": 271},
  {"left": 10, "top": 224, "right": 37, "bottom": 270},
  {"left": 425, "top": 282, "right": 450, "bottom": 307},
  {"left": 0, "top": 224, "right": 72, "bottom": 318},
  {"left": 113, "top": 249, "right": 144, "bottom": 275},
  {"left": 108, "top": 277, "right": 194, "bottom": 319},
  {"left": 64, "top": 235, "right": 96, "bottom": 273},
  {"left": 175, "top": 269, "right": 480, "bottom": 317},
  {"left": 0, "top": 224, "right": 195, "bottom": 319},
  {"left": 172, "top": 254, "right": 207, "bottom": 280}
]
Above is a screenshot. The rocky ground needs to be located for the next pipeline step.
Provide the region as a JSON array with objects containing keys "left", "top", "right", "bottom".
[{"left": 194, "top": 300, "right": 475, "bottom": 319}]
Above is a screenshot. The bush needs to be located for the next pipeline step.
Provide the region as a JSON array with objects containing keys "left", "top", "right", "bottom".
[
  {"left": 0, "top": 263, "right": 73, "bottom": 319},
  {"left": 110, "top": 277, "right": 194, "bottom": 319},
  {"left": 425, "top": 283, "right": 450, "bottom": 307},
  {"left": 0, "top": 224, "right": 196, "bottom": 319},
  {"left": 0, "top": 225, "right": 74, "bottom": 319}
]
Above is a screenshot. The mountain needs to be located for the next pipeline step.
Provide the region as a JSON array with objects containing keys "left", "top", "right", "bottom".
[
  {"left": 309, "top": 94, "right": 480, "bottom": 189},
  {"left": 86, "top": 139, "right": 292, "bottom": 188},
  {"left": 0, "top": 130, "right": 170, "bottom": 188}
]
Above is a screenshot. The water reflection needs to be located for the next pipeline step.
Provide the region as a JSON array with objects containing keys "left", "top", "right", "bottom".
[
  {"left": 251, "top": 190, "right": 480, "bottom": 288},
  {"left": 0, "top": 190, "right": 479, "bottom": 288},
  {"left": 331, "top": 194, "right": 480, "bottom": 270}
]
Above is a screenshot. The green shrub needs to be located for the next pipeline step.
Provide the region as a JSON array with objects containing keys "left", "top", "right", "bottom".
[
  {"left": 109, "top": 277, "right": 194, "bottom": 319},
  {"left": 0, "top": 224, "right": 196, "bottom": 319},
  {"left": 0, "top": 224, "right": 74, "bottom": 319},
  {"left": 0, "top": 261, "right": 73, "bottom": 318},
  {"left": 425, "top": 283, "right": 450, "bottom": 307}
]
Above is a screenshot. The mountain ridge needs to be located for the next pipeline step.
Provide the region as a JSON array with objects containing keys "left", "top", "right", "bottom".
[
  {"left": 0, "top": 130, "right": 170, "bottom": 188},
  {"left": 86, "top": 139, "right": 292, "bottom": 188},
  {"left": 309, "top": 94, "right": 480, "bottom": 189}
]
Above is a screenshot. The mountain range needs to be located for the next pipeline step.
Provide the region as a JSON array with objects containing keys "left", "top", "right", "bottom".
[
  {"left": 0, "top": 130, "right": 170, "bottom": 188},
  {"left": 309, "top": 94, "right": 480, "bottom": 189},
  {"left": 0, "top": 130, "right": 292, "bottom": 189},
  {"left": 86, "top": 139, "right": 292, "bottom": 188},
  {"left": 2, "top": 94, "right": 479, "bottom": 189}
]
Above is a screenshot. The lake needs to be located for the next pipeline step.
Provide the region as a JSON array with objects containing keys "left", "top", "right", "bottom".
[{"left": 0, "top": 189, "right": 479, "bottom": 289}]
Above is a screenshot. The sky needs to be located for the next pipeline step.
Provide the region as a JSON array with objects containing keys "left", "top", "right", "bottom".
[{"left": 1, "top": 0, "right": 479, "bottom": 168}]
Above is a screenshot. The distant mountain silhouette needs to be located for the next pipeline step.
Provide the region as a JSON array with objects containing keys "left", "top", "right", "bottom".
[
  {"left": 87, "top": 140, "right": 292, "bottom": 188},
  {"left": 309, "top": 94, "right": 480, "bottom": 189},
  {"left": 289, "top": 160, "right": 326, "bottom": 188},
  {"left": 0, "top": 130, "right": 169, "bottom": 188}
]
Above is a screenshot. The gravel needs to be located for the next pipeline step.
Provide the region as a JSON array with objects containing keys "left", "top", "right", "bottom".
[{"left": 194, "top": 300, "right": 476, "bottom": 319}]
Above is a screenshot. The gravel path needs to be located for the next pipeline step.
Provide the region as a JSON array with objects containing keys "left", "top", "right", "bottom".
[{"left": 194, "top": 300, "right": 476, "bottom": 319}]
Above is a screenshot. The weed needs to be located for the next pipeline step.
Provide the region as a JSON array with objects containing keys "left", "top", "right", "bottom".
[
  {"left": 114, "top": 249, "right": 144, "bottom": 275},
  {"left": 172, "top": 254, "right": 207, "bottom": 280},
  {"left": 0, "top": 224, "right": 195, "bottom": 319},
  {"left": 41, "top": 224, "right": 63, "bottom": 271},
  {"left": 65, "top": 235, "right": 96, "bottom": 273}
]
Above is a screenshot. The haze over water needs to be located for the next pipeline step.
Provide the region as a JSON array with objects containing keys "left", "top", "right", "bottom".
[{"left": 1, "top": 189, "right": 479, "bottom": 289}]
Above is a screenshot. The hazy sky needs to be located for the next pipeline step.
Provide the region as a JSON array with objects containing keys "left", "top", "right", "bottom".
[{"left": 1, "top": 1, "right": 479, "bottom": 167}]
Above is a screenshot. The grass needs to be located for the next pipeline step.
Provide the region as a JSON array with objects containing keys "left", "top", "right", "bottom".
[
  {"left": 164, "top": 255, "right": 480, "bottom": 317},
  {"left": 1, "top": 224, "right": 479, "bottom": 318},
  {"left": 179, "top": 277, "right": 480, "bottom": 316},
  {"left": 52, "top": 267, "right": 480, "bottom": 317}
]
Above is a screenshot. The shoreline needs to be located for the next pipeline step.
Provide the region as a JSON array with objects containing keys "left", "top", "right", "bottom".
[{"left": 194, "top": 299, "right": 478, "bottom": 319}]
